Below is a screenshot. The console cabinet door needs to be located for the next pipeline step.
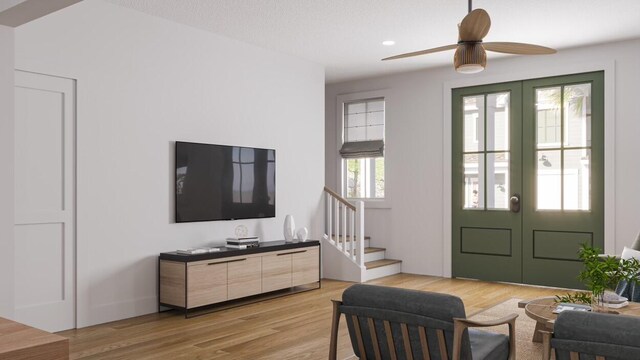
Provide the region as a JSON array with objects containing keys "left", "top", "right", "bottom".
[
  {"left": 228, "top": 257, "right": 262, "bottom": 300},
  {"left": 292, "top": 247, "right": 320, "bottom": 287},
  {"left": 160, "top": 260, "right": 186, "bottom": 307},
  {"left": 262, "top": 253, "right": 292, "bottom": 292},
  {"left": 187, "top": 262, "right": 227, "bottom": 308}
]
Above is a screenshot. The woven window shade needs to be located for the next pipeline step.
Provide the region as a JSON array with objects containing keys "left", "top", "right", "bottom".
[{"left": 339, "top": 140, "right": 384, "bottom": 159}]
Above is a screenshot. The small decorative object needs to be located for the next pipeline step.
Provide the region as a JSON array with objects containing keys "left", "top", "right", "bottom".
[
  {"left": 283, "top": 215, "right": 295, "bottom": 242},
  {"left": 235, "top": 225, "right": 248, "bottom": 238},
  {"left": 577, "top": 245, "right": 640, "bottom": 312},
  {"left": 296, "top": 227, "right": 308, "bottom": 242}
]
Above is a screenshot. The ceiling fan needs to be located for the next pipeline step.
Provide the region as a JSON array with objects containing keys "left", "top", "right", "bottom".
[{"left": 382, "top": 0, "right": 557, "bottom": 74}]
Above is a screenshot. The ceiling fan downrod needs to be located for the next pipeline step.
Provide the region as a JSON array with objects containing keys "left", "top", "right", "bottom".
[{"left": 468, "top": 0, "right": 473, "bottom": 13}]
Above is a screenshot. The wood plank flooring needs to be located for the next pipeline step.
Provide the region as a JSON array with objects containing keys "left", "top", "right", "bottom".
[{"left": 58, "top": 274, "right": 564, "bottom": 359}]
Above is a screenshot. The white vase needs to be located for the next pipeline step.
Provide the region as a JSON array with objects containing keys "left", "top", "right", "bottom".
[
  {"left": 283, "top": 215, "right": 295, "bottom": 242},
  {"left": 296, "top": 227, "right": 308, "bottom": 242}
]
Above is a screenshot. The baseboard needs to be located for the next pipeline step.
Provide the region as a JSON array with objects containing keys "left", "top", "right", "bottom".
[{"left": 77, "top": 295, "right": 157, "bottom": 328}]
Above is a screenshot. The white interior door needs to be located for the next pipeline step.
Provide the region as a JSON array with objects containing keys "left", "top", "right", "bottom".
[{"left": 14, "top": 70, "right": 76, "bottom": 332}]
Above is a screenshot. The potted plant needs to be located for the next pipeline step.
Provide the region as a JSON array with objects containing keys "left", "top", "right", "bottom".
[{"left": 577, "top": 245, "right": 640, "bottom": 311}]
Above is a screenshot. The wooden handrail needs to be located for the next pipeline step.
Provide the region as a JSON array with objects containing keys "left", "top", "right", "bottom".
[{"left": 323, "top": 186, "right": 356, "bottom": 211}]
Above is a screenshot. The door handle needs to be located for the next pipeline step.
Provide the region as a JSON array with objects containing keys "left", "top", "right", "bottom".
[
  {"left": 510, "top": 194, "right": 521, "bottom": 213},
  {"left": 277, "top": 250, "right": 307, "bottom": 256},
  {"left": 208, "top": 258, "right": 246, "bottom": 265}
]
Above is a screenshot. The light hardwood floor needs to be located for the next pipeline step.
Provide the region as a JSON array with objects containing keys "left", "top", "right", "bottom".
[{"left": 59, "top": 274, "right": 564, "bottom": 359}]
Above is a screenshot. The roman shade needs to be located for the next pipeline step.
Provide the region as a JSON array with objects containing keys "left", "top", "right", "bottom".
[{"left": 339, "top": 140, "right": 384, "bottom": 159}]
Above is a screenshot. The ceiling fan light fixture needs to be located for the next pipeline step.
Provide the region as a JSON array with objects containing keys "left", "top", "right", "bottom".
[{"left": 454, "top": 43, "right": 486, "bottom": 74}]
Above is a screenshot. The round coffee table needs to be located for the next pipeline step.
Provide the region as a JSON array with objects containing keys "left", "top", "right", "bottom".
[
  {"left": 519, "top": 297, "right": 640, "bottom": 343},
  {"left": 519, "top": 297, "right": 556, "bottom": 343}
]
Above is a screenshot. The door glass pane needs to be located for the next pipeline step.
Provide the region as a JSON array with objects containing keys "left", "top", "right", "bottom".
[
  {"left": 564, "top": 149, "right": 590, "bottom": 210},
  {"left": 536, "top": 87, "right": 561, "bottom": 149},
  {"left": 487, "top": 152, "right": 509, "bottom": 209},
  {"left": 464, "top": 153, "right": 484, "bottom": 209},
  {"left": 487, "top": 92, "right": 509, "bottom": 151},
  {"left": 564, "top": 83, "right": 591, "bottom": 148},
  {"left": 537, "top": 150, "right": 561, "bottom": 210},
  {"left": 464, "top": 95, "right": 484, "bottom": 152}
]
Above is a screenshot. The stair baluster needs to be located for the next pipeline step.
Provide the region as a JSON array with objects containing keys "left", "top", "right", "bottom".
[{"left": 323, "top": 186, "right": 364, "bottom": 267}]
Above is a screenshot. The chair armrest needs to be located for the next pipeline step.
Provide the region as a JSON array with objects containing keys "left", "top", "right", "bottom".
[
  {"left": 329, "top": 300, "right": 343, "bottom": 360},
  {"left": 453, "top": 313, "right": 518, "bottom": 328},
  {"left": 452, "top": 314, "right": 518, "bottom": 360}
]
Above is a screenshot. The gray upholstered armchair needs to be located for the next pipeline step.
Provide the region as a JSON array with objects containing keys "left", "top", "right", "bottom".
[
  {"left": 615, "top": 233, "right": 640, "bottom": 302},
  {"left": 329, "top": 284, "right": 517, "bottom": 360},
  {"left": 542, "top": 310, "right": 640, "bottom": 360}
]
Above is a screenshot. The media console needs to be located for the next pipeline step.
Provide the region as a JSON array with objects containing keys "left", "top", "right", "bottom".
[{"left": 158, "top": 240, "right": 320, "bottom": 317}]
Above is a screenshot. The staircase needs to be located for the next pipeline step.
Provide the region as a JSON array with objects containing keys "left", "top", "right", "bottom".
[{"left": 322, "top": 187, "right": 402, "bottom": 282}]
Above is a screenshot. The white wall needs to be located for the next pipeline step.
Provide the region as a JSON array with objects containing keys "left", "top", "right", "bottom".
[
  {"left": 0, "top": 24, "right": 14, "bottom": 319},
  {"left": 326, "top": 39, "right": 640, "bottom": 276},
  {"left": 14, "top": 0, "right": 324, "bottom": 327}
]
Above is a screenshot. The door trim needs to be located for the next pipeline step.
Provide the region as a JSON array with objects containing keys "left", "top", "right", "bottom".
[{"left": 443, "top": 60, "right": 616, "bottom": 277}]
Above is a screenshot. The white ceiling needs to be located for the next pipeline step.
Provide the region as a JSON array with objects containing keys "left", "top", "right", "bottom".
[{"left": 106, "top": 0, "right": 640, "bottom": 83}]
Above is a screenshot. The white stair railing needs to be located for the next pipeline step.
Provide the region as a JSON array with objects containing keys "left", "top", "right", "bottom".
[{"left": 324, "top": 186, "right": 365, "bottom": 267}]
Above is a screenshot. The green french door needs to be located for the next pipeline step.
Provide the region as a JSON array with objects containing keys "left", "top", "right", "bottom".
[{"left": 452, "top": 72, "right": 604, "bottom": 289}]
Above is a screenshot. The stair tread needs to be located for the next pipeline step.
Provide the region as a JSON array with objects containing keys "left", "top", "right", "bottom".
[
  {"left": 364, "top": 247, "right": 386, "bottom": 254},
  {"left": 365, "top": 259, "right": 402, "bottom": 270}
]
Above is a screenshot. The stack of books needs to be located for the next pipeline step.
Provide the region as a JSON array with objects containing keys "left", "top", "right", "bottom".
[
  {"left": 226, "top": 236, "right": 260, "bottom": 249},
  {"left": 553, "top": 303, "right": 591, "bottom": 314},
  {"left": 176, "top": 247, "right": 221, "bottom": 255},
  {"left": 602, "top": 293, "right": 629, "bottom": 309}
]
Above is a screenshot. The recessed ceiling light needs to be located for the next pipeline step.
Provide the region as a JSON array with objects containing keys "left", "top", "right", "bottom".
[{"left": 382, "top": 40, "right": 395, "bottom": 46}]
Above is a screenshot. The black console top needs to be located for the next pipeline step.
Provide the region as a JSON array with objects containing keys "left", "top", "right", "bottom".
[{"left": 159, "top": 240, "right": 320, "bottom": 262}]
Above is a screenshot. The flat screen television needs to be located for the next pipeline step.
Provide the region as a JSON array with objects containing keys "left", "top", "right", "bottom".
[{"left": 175, "top": 141, "right": 276, "bottom": 222}]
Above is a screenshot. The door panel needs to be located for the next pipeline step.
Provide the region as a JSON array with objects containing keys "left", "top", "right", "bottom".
[
  {"left": 452, "top": 82, "right": 523, "bottom": 283},
  {"left": 187, "top": 263, "right": 227, "bottom": 308},
  {"left": 522, "top": 72, "right": 604, "bottom": 288},
  {"left": 14, "top": 71, "right": 76, "bottom": 332},
  {"left": 292, "top": 247, "right": 319, "bottom": 286},
  {"left": 460, "top": 227, "right": 512, "bottom": 256},
  {"left": 452, "top": 71, "right": 604, "bottom": 289},
  {"left": 228, "top": 257, "right": 262, "bottom": 300},
  {"left": 262, "top": 253, "right": 292, "bottom": 292}
]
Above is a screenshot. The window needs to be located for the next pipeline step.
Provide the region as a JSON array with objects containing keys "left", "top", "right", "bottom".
[{"left": 339, "top": 97, "right": 385, "bottom": 200}]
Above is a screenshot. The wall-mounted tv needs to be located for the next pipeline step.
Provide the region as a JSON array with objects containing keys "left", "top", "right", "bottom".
[{"left": 175, "top": 141, "right": 276, "bottom": 222}]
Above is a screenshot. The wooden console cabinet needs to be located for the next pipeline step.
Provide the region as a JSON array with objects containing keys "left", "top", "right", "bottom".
[{"left": 159, "top": 241, "right": 320, "bottom": 316}]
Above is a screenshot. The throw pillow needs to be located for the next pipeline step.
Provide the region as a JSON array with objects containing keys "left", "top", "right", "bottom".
[{"left": 621, "top": 246, "right": 640, "bottom": 261}]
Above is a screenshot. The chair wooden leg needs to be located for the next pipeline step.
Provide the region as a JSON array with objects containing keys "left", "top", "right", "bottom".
[
  {"left": 452, "top": 321, "right": 465, "bottom": 360},
  {"left": 329, "top": 300, "right": 342, "bottom": 360},
  {"left": 541, "top": 331, "right": 552, "bottom": 360}
]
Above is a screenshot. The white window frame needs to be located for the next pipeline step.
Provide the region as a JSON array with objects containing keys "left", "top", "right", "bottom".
[{"left": 336, "top": 89, "right": 390, "bottom": 209}]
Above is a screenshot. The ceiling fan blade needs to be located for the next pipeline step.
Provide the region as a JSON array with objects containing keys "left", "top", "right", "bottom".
[
  {"left": 458, "top": 8, "right": 491, "bottom": 41},
  {"left": 483, "top": 42, "right": 557, "bottom": 55},
  {"left": 382, "top": 44, "right": 457, "bottom": 61}
]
